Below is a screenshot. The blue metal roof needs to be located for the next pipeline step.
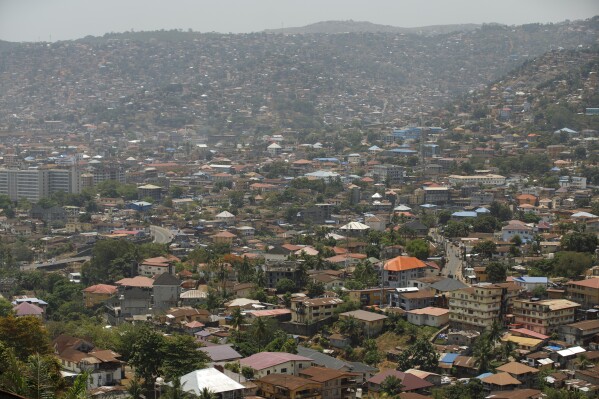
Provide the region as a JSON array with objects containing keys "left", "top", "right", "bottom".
[
  {"left": 452, "top": 211, "right": 477, "bottom": 218},
  {"left": 440, "top": 353, "right": 459, "bottom": 364},
  {"left": 514, "top": 276, "right": 548, "bottom": 284}
]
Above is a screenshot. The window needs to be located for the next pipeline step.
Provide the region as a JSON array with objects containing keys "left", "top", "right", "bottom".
[{"left": 281, "top": 368, "right": 287, "bottom": 373}]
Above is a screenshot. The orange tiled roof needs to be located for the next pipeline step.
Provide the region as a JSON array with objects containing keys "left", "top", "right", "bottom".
[{"left": 384, "top": 256, "right": 426, "bottom": 272}]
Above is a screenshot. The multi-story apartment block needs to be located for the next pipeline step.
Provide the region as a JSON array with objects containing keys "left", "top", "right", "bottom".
[
  {"left": 0, "top": 166, "right": 81, "bottom": 202},
  {"left": 290, "top": 297, "right": 344, "bottom": 324},
  {"left": 513, "top": 299, "right": 580, "bottom": 335},
  {"left": 372, "top": 164, "right": 404, "bottom": 184},
  {"left": 567, "top": 278, "right": 599, "bottom": 309},
  {"left": 449, "top": 283, "right": 521, "bottom": 331}
]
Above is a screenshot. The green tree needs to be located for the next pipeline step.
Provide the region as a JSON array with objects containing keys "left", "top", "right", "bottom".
[
  {"left": 444, "top": 220, "right": 470, "bottom": 238},
  {"left": 0, "top": 297, "right": 14, "bottom": 317},
  {"left": 0, "top": 315, "right": 52, "bottom": 361},
  {"left": 560, "top": 232, "right": 599, "bottom": 253},
  {"left": 82, "top": 239, "right": 138, "bottom": 284},
  {"left": 380, "top": 375, "right": 403, "bottom": 396},
  {"left": 486, "top": 262, "right": 507, "bottom": 283},
  {"left": 337, "top": 316, "right": 363, "bottom": 346},
  {"left": 473, "top": 334, "right": 493, "bottom": 373},
  {"left": 161, "top": 334, "right": 210, "bottom": 380},
  {"left": 406, "top": 239, "right": 430, "bottom": 260},
  {"left": 553, "top": 252, "right": 593, "bottom": 278},
  {"left": 275, "top": 278, "right": 296, "bottom": 294},
  {"left": 230, "top": 307, "right": 245, "bottom": 331},
  {"left": 472, "top": 240, "right": 497, "bottom": 259},
  {"left": 306, "top": 281, "right": 325, "bottom": 298},
  {"left": 129, "top": 327, "right": 165, "bottom": 387},
  {"left": 396, "top": 338, "right": 439, "bottom": 372}
]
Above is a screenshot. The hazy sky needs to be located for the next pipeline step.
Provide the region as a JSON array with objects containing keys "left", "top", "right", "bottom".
[{"left": 1, "top": 0, "right": 598, "bottom": 42}]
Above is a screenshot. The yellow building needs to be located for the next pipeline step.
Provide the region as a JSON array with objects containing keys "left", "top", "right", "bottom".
[
  {"left": 513, "top": 299, "right": 580, "bottom": 335},
  {"left": 82, "top": 284, "right": 117, "bottom": 308},
  {"left": 347, "top": 288, "right": 394, "bottom": 307},
  {"left": 449, "top": 283, "right": 521, "bottom": 331}
]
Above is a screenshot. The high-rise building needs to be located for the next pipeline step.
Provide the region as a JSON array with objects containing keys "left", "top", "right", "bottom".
[{"left": 0, "top": 166, "right": 80, "bottom": 202}]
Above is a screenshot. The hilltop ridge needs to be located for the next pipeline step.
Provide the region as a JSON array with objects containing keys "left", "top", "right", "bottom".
[{"left": 263, "top": 20, "right": 481, "bottom": 35}]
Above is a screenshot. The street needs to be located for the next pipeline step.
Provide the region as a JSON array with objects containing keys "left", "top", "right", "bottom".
[{"left": 150, "top": 225, "right": 174, "bottom": 244}]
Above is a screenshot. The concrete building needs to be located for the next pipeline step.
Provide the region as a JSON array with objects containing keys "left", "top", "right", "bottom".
[
  {"left": 240, "top": 352, "right": 314, "bottom": 378},
  {"left": 406, "top": 307, "right": 450, "bottom": 327},
  {"left": 338, "top": 310, "right": 388, "bottom": 337},
  {"left": 512, "top": 299, "right": 580, "bottom": 335},
  {"left": 290, "top": 297, "right": 344, "bottom": 325},
  {"left": 449, "top": 283, "right": 521, "bottom": 332},
  {"left": 567, "top": 278, "right": 599, "bottom": 309},
  {"left": 382, "top": 256, "right": 427, "bottom": 288},
  {"left": 448, "top": 174, "right": 506, "bottom": 186}
]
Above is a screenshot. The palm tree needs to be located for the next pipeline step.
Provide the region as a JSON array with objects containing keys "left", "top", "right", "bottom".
[
  {"left": 127, "top": 375, "right": 144, "bottom": 399},
  {"left": 576, "top": 354, "right": 592, "bottom": 370},
  {"left": 252, "top": 317, "right": 268, "bottom": 351},
  {"left": 337, "top": 315, "right": 363, "bottom": 344},
  {"left": 230, "top": 307, "right": 244, "bottom": 331},
  {"left": 62, "top": 372, "right": 89, "bottom": 399},
  {"left": 473, "top": 335, "right": 493, "bottom": 373},
  {"left": 197, "top": 388, "right": 217, "bottom": 399},
  {"left": 161, "top": 379, "right": 196, "bottom": 399},
  {"left": 501, "top": 341, "right": 516, "bottom": 362},
  {"left": 380, "top": 375, "right": 404, "bottom": 396},
  {"left": 488, "top": 320, "right": 502, "bottom": 345}
]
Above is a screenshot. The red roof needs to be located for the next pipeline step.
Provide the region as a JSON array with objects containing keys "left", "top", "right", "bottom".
[
  {"left": 568, "top": 279, "right": 599, "bottom": 289},
  {"left": 367, "top": 370, "right": 433, "bottom": 392},
  {"left": 83, "top": 284, "right": 117, "bottom": 295},
  {"left": 509, "top": 328, "right": 549, "bottom": 340},
  {"left": 115, "top": 276, "right": 154, "bottom": 288}
]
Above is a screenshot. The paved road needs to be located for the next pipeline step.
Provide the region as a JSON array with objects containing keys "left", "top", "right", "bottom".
[
  {"left": 442, "top": 243, "right": 466, "bottom": 282},
  {"left": 150, "top": 225, "right": 174, "bottom": 244},
  {"left": 22, "top": 256, "right": 91, "bottom": 271}
]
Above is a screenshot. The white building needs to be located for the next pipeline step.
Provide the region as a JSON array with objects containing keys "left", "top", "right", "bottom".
[
  {"left": 448, "top": 174, "right": 506, "bottom": 186},
  {"left": 180, "top": 367, "right": 245, "bottom": 399}
]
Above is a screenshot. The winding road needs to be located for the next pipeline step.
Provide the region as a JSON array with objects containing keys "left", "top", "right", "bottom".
[{"left": 150, "top": 225, "right": 175, "bottom": 244}]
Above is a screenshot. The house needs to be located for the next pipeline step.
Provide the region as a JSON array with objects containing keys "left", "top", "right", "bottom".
[
  {"left": 367, "top": 370, "right": 433, "bottom": 394},
  {"left": 512, "top": 299, "right": 580, "bottom": 335},
  {"left": 240, "top": 352, "right": 314, "bottom": 378},
  {"left": 406, "top": 307, "right": 449, "bottom": 327},
  {"left": 215, "top": 211, "right": 236, "bottom": 225},
  {"left": 560, "top": 319, "right": 599, "bottom": 347},
  {"left": 53, "top": 335, "right": 124, "bottom": 389},
  {"left": 180, "top": 367, "right": 245, "bottom": 399},
  {"left": 383, "top": 256, "right": 427, "bottom": 288},
  {"left": 290, "top": 297, "right": 344, "bottom": 325},
  {"left": 388, "top": 288, "right": 436, "bottom": 310},
  {"left": 13, "top": 301, "right": 44, "bottom": 319},
  {"left": 567, "top": 278, "right": 599, "bottom": 309},
  {"left": 298, "top": 366, "right": 359, "bottom": 399},
  {"left": 296, "top": 346, "right": 376, "bottom": 385},
  {"left": 212, "top": 230, "right": 237, "bottom": 245},
  {"left": 256, "top": 374, "right": 322, "bottom": 399},
  {"left": 338, "top": 310, "right": 388, "bottom": 337},
  {"left": 199, "top": 344, "right": 243, "bottom": 365},
  {"left": 496, "top": 362, "right": 540, "bottom": 387},
  {"left": 480, "top": 372, "right": 522, "bottom": 391},
  {"left": 83, "top": 284, "right": 117, "bottom": 308},
  {"left": 501, "top": 220, "right": 534, "bottom": 243},
  {"left": 138, "top": 255, "right": 180, "bottom": 277},
  {"left": 106, "top": 276, "right": 154, "bottom": 324}
]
